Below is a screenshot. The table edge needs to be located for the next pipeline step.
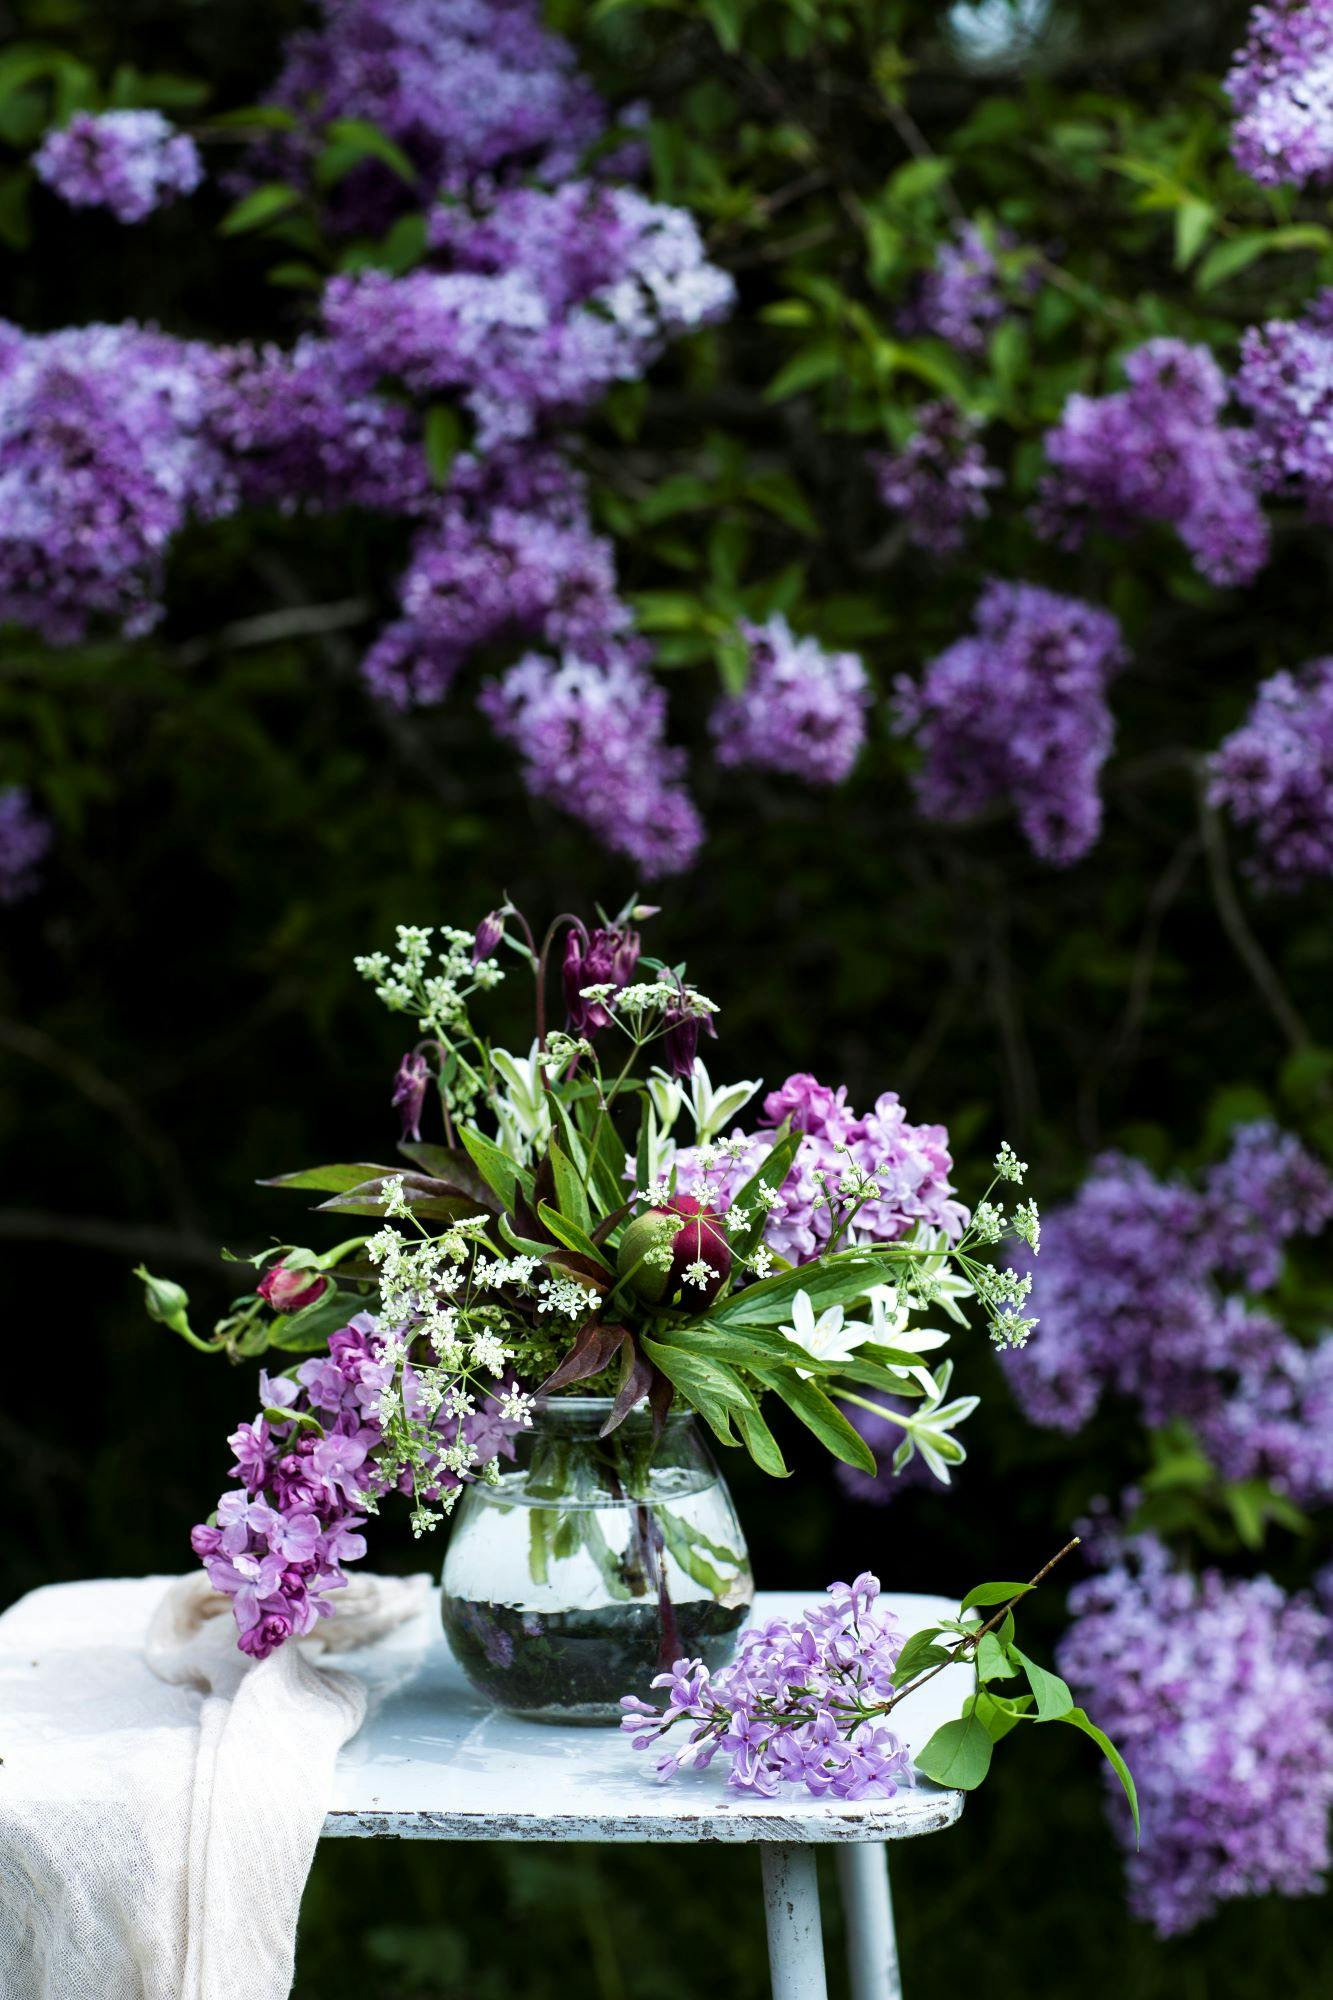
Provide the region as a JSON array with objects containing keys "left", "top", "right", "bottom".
[{"left": 321, "top": 1791, "right": 966, "bottom": 1843}]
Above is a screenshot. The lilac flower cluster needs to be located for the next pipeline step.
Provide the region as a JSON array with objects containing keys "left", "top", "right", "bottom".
[
  {"left": 1234, "top": 293, "right": 1333, "bottom": 524},
  {"left": 1208, "top": 659, "right": 1333, "bottom": 890},
  {"left": 0, "top": 786, "right": 52, "bottom": 903},
  {"left": 0, "top": 320, "right": 234, "bottom": 642},
  {"left": 262, "top": 0, "right": 608, "bottom": 219},
  {"left": 893, "top": 581, "right": 1125, "bottom": 865},
  {"left": 900, "top": 222, "right": 1008, "bottom": 357},
  {"left": 324, "top": 184, "right": 732, "bottom": 449},
  {"left": 1058, "top": 1536, "right": 1333, "bottom": 1936},
  {"left": 622, "top": 1573, "right": 915, "bottom": 1799},
  {"left": 708, "top": 616, "right": 871, "bottom": 786},
  {"left": 669, "top": 1070, "right": 967, "bottom": 1264},
  {"left": 1004, "top": 1122, "right": 1333, "bottom": 1502},
  {"left": 871, "top": 401, "right": 999, "bottom": 551},
  {"left": 1227, "top": 1, "right": 1333, "bottom": 189},
  {"left": 193, "top": 1313, "right": 522, "bottom": 1658},
  {"left": 479, "top": 649, "right": 703, "bottom": 877},
  {"left": 34, "top": 111, "right": 203, "bottom": 224},
  {"left": 1035, "top": 340, "right": 1270, "bottom": 587}
]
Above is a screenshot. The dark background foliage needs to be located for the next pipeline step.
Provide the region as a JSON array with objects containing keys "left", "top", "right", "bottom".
[{"left": 3, "top": 0, "right": 1332, "bottom": 1993}]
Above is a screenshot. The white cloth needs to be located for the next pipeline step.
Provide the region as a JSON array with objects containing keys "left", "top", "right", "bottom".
[{"left": 0, "top": 1571, "right": 431, "bottom": 2000}]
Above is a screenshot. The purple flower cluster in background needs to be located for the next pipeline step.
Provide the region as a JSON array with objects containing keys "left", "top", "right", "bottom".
[
  {"left": 668, "top": 1070, "right": 967, "bottom": 1264},
  {"left": 1227, "top": 1, "right": 1333, "bottom": 189},
  {"left": 1004, "top": 1121, "right": 1333, "bottom": 1501},
  {"left": 622, "top": 1573, "right": 915, "bottom": 1799},
  {"left": 871, "top": 400, "right": 999, "bottom": 552},
  {"left": 1234, "top": 292, "right": 1333, "bottom": 523},
  {"left": 0, "top": 786, "right": 51, "bottom": 903},
  {"left": 894, "top": 581, "right": 1125, "bottom": 865},
  {"left": 193, "top": 1313, "right": 522, "bottom": 1658},
  {"left": 900, "top": 222, "right": 1008, "bottom": 357},
  {"left": 1058, "top": 1535, "right": 1333, "bottom": 1935},
  {"left": 34, "top": 111, "right": 202, "bottom": 224},
  {"left": 261, "top": 0, "right": 609, "bottom": 222},
  {"left": 480, "top": 649, "right": 703, "bottom": 877},
  {"left": 1209, "top": 660, "right": 1333, "bottom": 891},
  {"left": 0, "top": 321, "right": 234, "bottom": 642},
  {"left": 709, "top": 616, "right": 870, "bottom": 786},
  {"left": 1035, "top": 339, "right": 1270, "bottom": 587}
]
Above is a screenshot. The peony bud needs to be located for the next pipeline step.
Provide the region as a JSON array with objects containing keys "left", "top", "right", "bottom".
[
  {"left": 669, "top": 1211, "right": 732, "bottom": 1307},
  {"left": 616, "top": 1195, "right": 731, "bottom": 1309},
  {"left": 257, "top": 1261, "right": 329, "bottom": 1315},
  {"left": 391, "top": 1049, "right": 431, "bottom": 1142}
]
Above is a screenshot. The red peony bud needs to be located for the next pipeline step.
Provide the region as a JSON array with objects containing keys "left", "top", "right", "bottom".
[{"left": 257, "top": 1261, "right": 329, "bottom": 1315}]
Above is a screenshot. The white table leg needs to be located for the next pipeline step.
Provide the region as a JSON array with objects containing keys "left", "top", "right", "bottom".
[
  {"left": 836, "top": 1842, "right": 902, "bottom": 2000},
  {"left": 760, "top": 1843, "right": 829, "bottom": 2000}
]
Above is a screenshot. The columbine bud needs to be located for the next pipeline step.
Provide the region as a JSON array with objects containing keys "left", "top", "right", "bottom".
[
  {"left": 616, "top": 1195, "right": 731, "bottom": 1308},
  {"left": 391, "top": 1049, "right": 431, "bottom": 1141},
  {"left": 563, "top": 923, "right": 642, "bottom": 1035},
  {"left": 473, "top": 909, "right": 505, "bottom": 964},
  {"left": 257, "top": 1261, "right": 329, "bottom": 1314},
  {"left": 663, "top": 988, "right": 717, "bottom": 1080}
]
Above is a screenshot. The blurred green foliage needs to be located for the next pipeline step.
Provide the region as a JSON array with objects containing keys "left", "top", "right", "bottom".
[{"left": 3, "top": 0, "right": 1333, "bottom": 1991}]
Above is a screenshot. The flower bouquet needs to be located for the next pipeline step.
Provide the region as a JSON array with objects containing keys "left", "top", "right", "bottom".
[{"left": 138, "top": 902, "right": 1134, "bottom": 1814}]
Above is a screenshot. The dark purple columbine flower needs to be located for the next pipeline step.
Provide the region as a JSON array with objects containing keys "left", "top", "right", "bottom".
[
  {"left": 562, "top": 922, "right": 642, "bottom": 1034},
  {"left": 473, "top": 908, "right": 505, "bottom": 963},
  {"left": 256, "top": 1261, "right": 330, "bottom": 1317},
  {"left": 662, "top": 986, "right": 716, "bottom": 1079},
  {"left": 391, "top": 1048, "right": 431, "bottom": 1141}
]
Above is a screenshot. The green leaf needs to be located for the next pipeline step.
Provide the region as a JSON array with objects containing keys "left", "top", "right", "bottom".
[
  {"left": 765, "top": 341, "right": 842, "bottom": 403},
  {"left": 547, "top": 1139, "right": 592, "bottom": 1234},
  {"left": 267, "top": 1287, "right": 354, "bottom": 1352},
  {"left": 261, "top": 1161, "right": 396, "bottom": 1194},
  {"left": 734, "top": 1401, "right": 790, "bottom": 1476},
  {"left": 974, "top": 1690, "right": 1034, "bottom": 1742},
  {"left": 317, "top": 117, "right": 417, "bottom": 187},
  {"left": 220, "top": 183, "right": 301, "bottom": 235},
  {"left": 960, "top": 1580, "right": 1033, "bottom": 1611},
  {"left": 915, "top": 1707, "right": 994, "bottom": 1790},
  {"left": 891, "top": 1625, "right": 948, "bottom": 1686},
  {"left": 641, "top": 1337, "right": 754, "bottom": 1446},
  {"left": 1059, "top": 1709, "right": 1140, "bottom": 1843},
  {"left": 262, "top": 1405, "right": 325, "bottom": 1435},
  {"left": 1194, "top": 231, "right": 1272, "bottom": 293},
  {"left": 976, "top": 1633, "right": 1019, "bottom": 1683},
  {"left": 727, "top": 1128, "right": 801, "bottom": 1257},
  {"left": 1173, "top": 198, "right": 1214, "bottom": 270},
  {"left": 750, "top": 1367, "right": 877, "bottom": 1473},
  {"left": 537, "top": 1201, "right": 613, "bottom": 1271},
  {"left": 424, "top": 404, "right": 463, "bottom": 488},
  {"left": 459, "top": 1127, "right": 525, "bottom": 1211},
  {"left": 1011, "top": 1645, "right": 1073, "bottom": 1719}
]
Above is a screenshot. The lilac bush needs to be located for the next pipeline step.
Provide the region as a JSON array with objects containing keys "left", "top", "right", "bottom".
[
  {"left": 1227, "top": 1, "right": 1333, "bottom": 189},
  {"left": 1059, "top": 1536, "right": 1333, "bottom": 1936},
  {"left": 708, "top": 616, "right": 870, "bottom": 786},
  {"left": 1035, "top": 339, "right": 1270, "bottom": 587},
  {"left": 34, "top": 111, "right": 202, "bottom": 223},
  {"left": 0, "top": 786, "right": 51, "bottom": 903},
  {"left": 871, "top": 400, "right": 999, "bottom": 552},
  {"left": 893, "top": 581, "right": 1125, "bottom": 864},
  {"left": 1208, "top": 659, "right": 1333, "bottom": 890}
]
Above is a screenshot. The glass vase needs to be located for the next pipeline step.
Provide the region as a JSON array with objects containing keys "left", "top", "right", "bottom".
[{"left": 439, "top": 1395, "right": 754, "bottom": 1724}]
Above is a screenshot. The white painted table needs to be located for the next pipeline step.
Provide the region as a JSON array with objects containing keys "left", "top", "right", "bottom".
[
  {"left": 335, "top": 1585, "right": 971, "bottom": 2000},
  {"left": 1, "top": 1581, "right": 970, "bottom": 2000}
]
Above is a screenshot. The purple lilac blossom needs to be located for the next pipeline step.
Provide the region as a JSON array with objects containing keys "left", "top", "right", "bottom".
[
  {"left": 1207, "top": 658, "right": 1333, "bottom": 889},
  {"left": 1058, "top": 1535, "right": 1333, "bottom": 1936},
  {"left": 893, "top": 581, "right": 1125, "bottom": 865},
  {"left": 0, "top": 786, "right": 52, "bottom": 903},
  {"left": 1227, "top": 2, "right": 1333, "bottom": 189},
  {"left": 622, "top": 1573, "right": 916, "bottom": 1800},
  {"left": 259, "top": 0, "right": 608, "bottom": 223},
  {"left": 709, "top": 616, "right": 871, "bottom": 786},
  {"left": 193, "top": 1314, "right": 523, "bottom": 1658},
  {"left": 323, "top": 184, "right": 733, "bottom": 449},
  {"left": 34, "top": 111, "right": 203, "bottom": 224},
  {"left": 900, "top": 222, "right": 1008, "bottom": 357},
  {"left": 871, "top": 400, "right": 1000, "bottom": 552},
  {"left": 1035, "top": 340, "right": 1270, "bottom": 587},
  {"left": 1234, "top": 291, "right": 1333, "bottom": 528},
  {"left": 0, "top": 321, "right": 234, "bottom": 642},
  {"left": 479, "top": 648, "right": 703, "bottom": 877},
  {"left": 1004, "top": 1124, "right": 1333, "bottom": 1497},
  {"left": 666, "top": 1071, "right": 967, "bottom": 1265}
]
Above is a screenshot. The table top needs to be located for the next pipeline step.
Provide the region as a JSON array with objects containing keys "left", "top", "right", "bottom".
[{"left": 1, "top": 1578, "right": 972, "bottom": 1847}]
